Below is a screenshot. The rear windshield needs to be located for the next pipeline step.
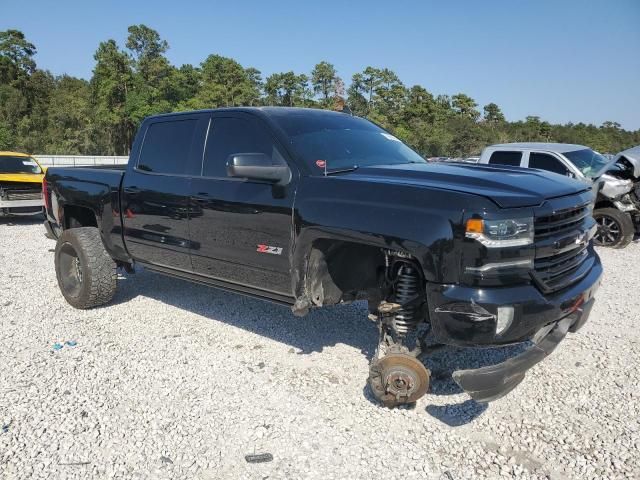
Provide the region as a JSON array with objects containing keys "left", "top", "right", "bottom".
[
  {"left": 0, "top": 156, "right": 42, "bottom": 174},
  {"left": 563, "top": 149, "right": 609, "bottom": 178},
  {"left": 271, "top": 112, "right": 425, "bottom": 172}
]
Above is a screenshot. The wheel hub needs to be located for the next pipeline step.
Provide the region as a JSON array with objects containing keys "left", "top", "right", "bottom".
[
  {"left": 369, "top": 353, "right": 430, "bottom": 407},
  {"left": 595, "top": 216, "right": 621, "bottom": 245},
  {"left": 57, "top": 241, "right": 84, "bottom": 298}
]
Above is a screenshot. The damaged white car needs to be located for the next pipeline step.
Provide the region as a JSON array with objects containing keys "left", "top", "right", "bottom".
[
  {"left": 595, "top": 146, "right": 640, "bottom": 248},
  {"left": 478, "top": 143, "right": 640, "bottom": 248}
]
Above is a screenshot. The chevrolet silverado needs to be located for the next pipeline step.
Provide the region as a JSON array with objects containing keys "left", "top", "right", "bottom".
[{"left": 43, "top": 108, "right": 602, "bottom": 406}]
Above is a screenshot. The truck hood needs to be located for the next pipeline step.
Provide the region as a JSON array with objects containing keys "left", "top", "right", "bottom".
[
  {"left": 346, "top": 163, "right": 587, "bottom": 208},
  {"left": 0, "top": 173, "right": 44, "bottom": 184}
]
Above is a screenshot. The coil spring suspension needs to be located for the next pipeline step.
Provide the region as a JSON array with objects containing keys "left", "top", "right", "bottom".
[{"left": 392, "top": 264, "right": 421, "bottom": 337}]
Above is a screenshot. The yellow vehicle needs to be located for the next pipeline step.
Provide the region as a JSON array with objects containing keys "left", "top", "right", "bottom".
[{"left": 0, "top": 151, "right": 45, "bottom": 217}]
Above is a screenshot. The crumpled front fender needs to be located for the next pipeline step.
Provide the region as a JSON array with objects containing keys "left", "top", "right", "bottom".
[{"left": 600, "top": 173, "right": 633, "bottom": 199}]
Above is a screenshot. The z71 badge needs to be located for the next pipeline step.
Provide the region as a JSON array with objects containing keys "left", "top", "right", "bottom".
[{"left": 256, "top": 244, "right": 283, "bottom": 255}]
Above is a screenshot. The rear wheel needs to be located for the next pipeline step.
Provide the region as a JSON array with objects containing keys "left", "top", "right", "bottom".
[
  {"left": 54, "top": 227, "right": 117, "bottom": 308},
  {"left": 593, "top": 208, "right": 634, "bottom": 249}
]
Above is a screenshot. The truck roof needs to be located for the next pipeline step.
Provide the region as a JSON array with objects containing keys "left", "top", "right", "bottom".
[
  {"left": 146, "top": 106, "right": 353, "bottom": 122},
  {"left": 488, "top": 142, "right": 588, "bottom": 153}
]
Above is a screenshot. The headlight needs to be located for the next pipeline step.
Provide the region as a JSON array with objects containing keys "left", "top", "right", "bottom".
[{"left": 465, "top": 217, "right": 534, "bottom": 248}]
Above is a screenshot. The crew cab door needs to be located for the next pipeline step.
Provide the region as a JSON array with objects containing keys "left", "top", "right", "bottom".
[
  {"left": 121, "top": 113, "right": 208, "bottom": 270},
  {"left": 525, "top": 151, "right": 575, "bottom": 178},
  {"left": 486, "top": 150, "right": 524, "bottom": 167},
  {"left": 188, "top": 112, "right": 297, "bottom": 296}
]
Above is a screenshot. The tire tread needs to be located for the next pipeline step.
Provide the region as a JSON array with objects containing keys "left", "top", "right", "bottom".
[{"left": 55, "top": 227, "right": 117, "bottom": 309}]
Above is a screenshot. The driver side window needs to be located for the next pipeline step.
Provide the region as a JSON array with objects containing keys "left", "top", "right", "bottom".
[
  {"left": 201, "top": 117, "right": 283, "bottom": 178},
  {"left": 528, "top": 152, "right": 570, "bottom": 176}
]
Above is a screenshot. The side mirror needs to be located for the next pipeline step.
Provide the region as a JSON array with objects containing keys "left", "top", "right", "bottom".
[{"left": 226, "top": 153, "right": 291, "bottom": 186}]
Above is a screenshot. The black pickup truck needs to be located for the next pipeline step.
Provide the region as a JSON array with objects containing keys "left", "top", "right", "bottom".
[{"left": 43, "top": 107, "right": 602, "bottom": 406}]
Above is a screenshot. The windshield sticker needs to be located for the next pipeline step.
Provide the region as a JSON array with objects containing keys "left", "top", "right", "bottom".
[
  {"left": 22, "top": 160, "right": 38, "bottom": 166},
  {"left": 380, "top": 132, "right": 401, "bottom": 142}
]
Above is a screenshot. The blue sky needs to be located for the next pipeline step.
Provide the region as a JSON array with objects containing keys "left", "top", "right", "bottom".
[{"left": 3, "top": 0, "right": 639, "bottom": 129}]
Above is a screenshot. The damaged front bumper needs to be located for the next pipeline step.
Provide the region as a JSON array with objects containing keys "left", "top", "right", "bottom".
[
  {"left": 426, "top": 253, "right": 601, "bottom": 403},
  {"left": 452, "top": 298, "right": 594, "bottom": 403},
  {"left": 0, "top": 197, "right": 44, "bottom": 216}
]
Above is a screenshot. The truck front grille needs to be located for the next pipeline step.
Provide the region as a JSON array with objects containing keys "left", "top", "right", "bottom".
[
  {"left": 533, "top": 245, "right": 589, "bottom": 292},
  {"left": 534, "top": 204, "right": 590, "bottom": 238},
  {"left": 532, "top": 202, "right": 593, "bottom": 294},
  {"left": 4, "top": 189, "right": 42, "bottom": 201}
]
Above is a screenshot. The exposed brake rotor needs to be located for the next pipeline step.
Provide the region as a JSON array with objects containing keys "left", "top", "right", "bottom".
[{"left": 368, "top": 353, "right": 430, "bottom": 407}]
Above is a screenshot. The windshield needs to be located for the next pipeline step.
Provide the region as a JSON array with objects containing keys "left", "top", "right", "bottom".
[
  {"left": 271, "top": 112, "right": 426, "bottom": 172},
  {"left": 563, "top": 149, "right": 609, "bottom": 178},
  {"left": 0, "top": 156, "right": 42, "bottom": 174}
]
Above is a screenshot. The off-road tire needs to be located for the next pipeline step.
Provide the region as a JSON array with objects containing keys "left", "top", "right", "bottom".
[
  {"left": 593, "top": 208, "right": 634, "bottom": 249},
  {"left": 54, "top": 227, "right": 117, "bottom": 309}
]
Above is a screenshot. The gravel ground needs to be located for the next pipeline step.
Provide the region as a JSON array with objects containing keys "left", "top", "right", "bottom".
[{"left": 1, "top": 218, "right": 639, "bottom": 480}]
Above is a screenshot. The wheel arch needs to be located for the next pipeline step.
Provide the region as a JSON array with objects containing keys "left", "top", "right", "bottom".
[
  {"left": 594, "top": 199, "right": 615, "bottom": 210},
  {"left": 290, "top": 230, "right": 432, "bottom": 314},
  {"left": 63, "top": 204, "right": 98, "bottom": 229}
]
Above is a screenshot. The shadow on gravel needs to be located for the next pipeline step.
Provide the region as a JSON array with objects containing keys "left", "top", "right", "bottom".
[
  {"left": 421, "top": 342, "right": 529, "bottom": 426},
  {"left": 111, "top": 268, "right": 531, "bottom": 425},
  {"left": 0, "top": 216, "right": 44, "bottom": 227},
  {"left": 425, "top": 400, "right": 488, "bottom": 426},
  {"left": 111, "top": 269, "right": 377, "bottom": 358}
]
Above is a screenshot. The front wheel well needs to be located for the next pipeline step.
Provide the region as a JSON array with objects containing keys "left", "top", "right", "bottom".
[
  {"left": 302, "top": 240, "right": 426, "bottom": 309},
  {"left": 594, "top": 200, "right": 615, "bottom": 210},
  {"left": 304, "top": 240, "right": 385, "bottom": 307},
  {"left": 63, "top": 205, "right": 98, "bottom": 229}
]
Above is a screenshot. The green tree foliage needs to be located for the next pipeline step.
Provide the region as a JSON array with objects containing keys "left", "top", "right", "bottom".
[
  {"left": 311, "top": 61, "right": 337, "bottom": 105},
  {"left": 1, "top": 27, "right": 638, "bottom": 156},
  {"left": 125, "top": 25, "right": 168, "bottom": 69},
  {"left": 91, "top": 39, "right": 134, "bottom": 154},
  {"left": 346, "top": 73, "right": 367, "bottom": 116},
  {"left": 46, "top": 76, "right": 92, "bottom": 154},
  {"left": 191, "top": 55, "right": 262, "bottom": 108},
  {"left": 452, "top": 93, "right": 480, "bottom": 121},
  {"left": 265, "top": 71, "right": 310, "bottom": 107},
  {"left": 483, "top": 102, "right": 505, "bottom": 124},
  {"left": 0, "top": 29, "right": 36, "bottom": 84}
]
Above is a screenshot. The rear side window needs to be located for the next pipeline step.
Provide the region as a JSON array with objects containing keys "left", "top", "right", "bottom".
[
  {"left": 488, "top": 151, "right": 522, "bottom": 166},
  {"left": 529, "top": 152, "right": 569, "bottom": 175},
  {"left": 138, "top": 119, "right": 198, "bottom": 174},
  {"left": 202, "top": 117, "right": 282, "bottom": 178}
]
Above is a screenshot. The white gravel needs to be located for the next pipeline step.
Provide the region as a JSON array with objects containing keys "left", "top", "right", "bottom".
[{"left": 0, "top": 218, "right": 639, "bottom": 479}]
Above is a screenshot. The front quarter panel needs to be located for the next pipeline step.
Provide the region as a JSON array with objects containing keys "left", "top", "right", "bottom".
[{"left": 292, "top": 175, "right": 496, "bottom": 295}]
